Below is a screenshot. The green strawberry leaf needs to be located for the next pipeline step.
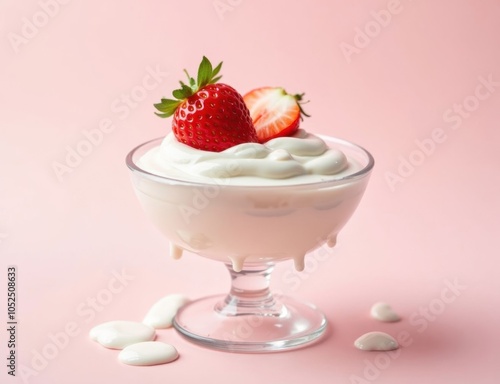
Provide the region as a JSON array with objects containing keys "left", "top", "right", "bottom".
[
  {"left": 212, "top": 61, "right": 223, "bottom": 78},
  {"left": 154, "top": 98, "right": 181, "bottom": 117},
  {"left": 172, "top": 84, "right": 193, "bottom": 99},
  {"left": 184, "top": 70, "right": 196, "bottom": 88},
  {"left": 154, "top": 112, "right": 170, "bottom": 118},
  {"left": 154, "top": 56, "right": 224, "bottom": 120},
  {"left": 172, "top": 89, "right": 184, "bottom": 99},
  {"left": 197, "top": 56, "right": 213, "bottom": 89}
]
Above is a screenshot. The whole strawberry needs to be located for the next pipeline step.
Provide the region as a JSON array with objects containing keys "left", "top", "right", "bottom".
[{"left": 154, "top": 57, "right": 258, "bottom": 152}]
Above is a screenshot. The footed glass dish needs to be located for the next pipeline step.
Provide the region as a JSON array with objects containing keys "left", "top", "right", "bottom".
[{"left": 126, "top": 135, "right": 374, "bottom": 352}]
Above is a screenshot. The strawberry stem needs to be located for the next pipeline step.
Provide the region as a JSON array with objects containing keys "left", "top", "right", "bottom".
[{"left": 293, "top": 92, "right": 311, "bottom": 120}]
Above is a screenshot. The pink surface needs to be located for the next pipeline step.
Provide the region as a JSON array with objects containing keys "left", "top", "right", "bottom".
[{"left": 1, "top": 0, "right": 500, "bottom": 383}]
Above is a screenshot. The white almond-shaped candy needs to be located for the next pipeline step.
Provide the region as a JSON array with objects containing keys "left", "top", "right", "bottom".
[
  {"left": 143, "top": 294, "right": 190, "bottom": 329},
  {"left": 89, "top": 321, "right": 155, "bottom": 349},
  {"left": 370, "top": 302, "right": 401, "bottom": 322},
  {"left": 354, "top": 331, "right": 399, "bottom": 351},
  {"left": 119, "top": 341, "right": 179, "bottom": 366}
]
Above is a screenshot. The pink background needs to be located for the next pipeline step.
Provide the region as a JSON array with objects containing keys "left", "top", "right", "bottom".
[{"left": 1, "top": 0, "right": 500, "bottom": 383}]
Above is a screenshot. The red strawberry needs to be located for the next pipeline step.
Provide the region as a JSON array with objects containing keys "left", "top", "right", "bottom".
[
  {"left": 154, "top": 57, "right": 258, "bottom": 152},
  {"left": 243, "top": 87, "right": 310, "bottom": 143}
]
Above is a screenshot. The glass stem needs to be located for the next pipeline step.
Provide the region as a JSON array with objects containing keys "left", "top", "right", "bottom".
[{"left": 215, "top": 262, "right": 284, "bottom": 317}]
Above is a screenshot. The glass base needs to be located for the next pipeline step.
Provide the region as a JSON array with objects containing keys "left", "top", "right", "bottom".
[{"left": 173, "top": 294, "right": 327, "bottom": 353}]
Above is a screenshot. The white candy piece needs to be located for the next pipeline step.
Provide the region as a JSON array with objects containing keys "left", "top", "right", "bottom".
[
  {"left": 89, "top": 321, "right": 155, "bottom": 349},
  {"left": 354, "top": 331, "right": 399, "bottom": 351},
  {"left": 118, "top": 341, "right": 179, "bottom": 366},
  {"left": 370, "top": 302, "right": 401, "bottom": 322},
  {"left": 143, "top": 294, "right": 190, "bottom": 329}
]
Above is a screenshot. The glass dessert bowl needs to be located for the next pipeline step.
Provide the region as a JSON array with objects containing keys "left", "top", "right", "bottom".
[{"left": 126, "top": 134, "right": 374, "bottom": 352}]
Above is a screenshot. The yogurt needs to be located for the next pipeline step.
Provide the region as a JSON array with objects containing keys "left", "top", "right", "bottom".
[
  {"left": 138, "top": 129, "right": 357, "bottom": 186},
  {"left": 130, "top": 129, "right": 373, "bottom": 271}
]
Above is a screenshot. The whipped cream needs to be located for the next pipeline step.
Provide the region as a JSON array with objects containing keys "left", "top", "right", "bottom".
[{"left": 138, "top": 129, "right": 355, "bottom": 186}]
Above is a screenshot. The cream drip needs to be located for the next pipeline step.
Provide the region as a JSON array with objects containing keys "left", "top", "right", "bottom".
[
  {"left": 169, "top": 243, "right": 184, "bottom": 260},
  {"left": 354, "top": 332, "right": 399, "bottom": 351},
  {"left": 118, "top": 341, "right": 179, "bottom": 366},
  {"left": 143, "top": 294, "right": 191, "bottom": 329},
  {"left": 89, "top": 321, "right": 155, "bottom": 349},
  {"left": 370, "top": 302, "right": 401, "bottom": 322}
]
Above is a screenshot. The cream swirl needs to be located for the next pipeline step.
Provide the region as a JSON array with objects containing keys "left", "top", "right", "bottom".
[{"left": 145, "top": 129, "right": 348, "bottom": 180}]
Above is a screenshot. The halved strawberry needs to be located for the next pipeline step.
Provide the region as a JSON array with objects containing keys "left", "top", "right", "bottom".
[
  {"left": 154, "top": 57, "right": 258, "bottom": 152},
  {"left": 243, "top": 87, "right": 310, "bottom": 143}
]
